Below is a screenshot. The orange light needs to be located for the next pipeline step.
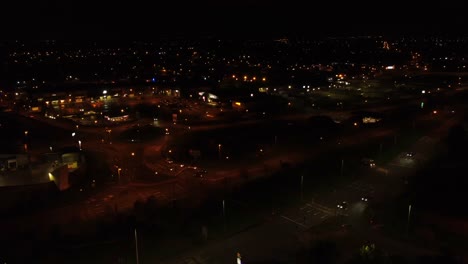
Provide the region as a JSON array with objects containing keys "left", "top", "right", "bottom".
[{"left": 235, "top": 102, "right": 241, "bottom": 106}]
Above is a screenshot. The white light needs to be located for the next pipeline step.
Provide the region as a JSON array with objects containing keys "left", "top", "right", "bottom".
[
  {"left": 421, "top": 90, "right": 425, "bottom": 94},
  {"left": 103, "top": 90, "right": 107, "bottom": 94}
]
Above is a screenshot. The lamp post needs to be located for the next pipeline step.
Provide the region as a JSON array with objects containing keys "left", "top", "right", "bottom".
[
  {"left": 24, "top": 130, "right": 29, "bottom": 152},
  {"left": 117, "top": 167, "right": 122, "bottom": 184},
  {"left": 106, "top": 128, "right": 112, "bottom": 144},
  {"left": 170, "top": 168, "right": 176, "bottom": 207},
  {"left": 134, "top": 228, "right": 140, "bottom": 264},
  {"left": 300, "top": 175, "right": 304, "bottom": 202},
  {"left": 407, "top": 204, "right": 412, "bottom": 235},
  {"left": 237, "top": 252, "right": 242, "bottom": 264},
  {"left": 340, "top": 159, "right": 344, "bottom": 177},
  {"left": 218, "top": 144, "right": 222, "bottom": 160},
  {"left": 223, "top": 199, "right": 226, "bottom": 232}
]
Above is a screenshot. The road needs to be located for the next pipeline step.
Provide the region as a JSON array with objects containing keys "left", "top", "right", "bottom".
[
  {"left": 156, "top": 111, "right": 462, "bottom": 264},
  {"left": 0, "top": 113, "right": 401, "bottom": 242},
  {"left": 0, "top": 90, "right": 462, "bottom": 259}
]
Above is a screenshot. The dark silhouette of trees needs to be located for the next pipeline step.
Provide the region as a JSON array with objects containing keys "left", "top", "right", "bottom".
[{"left": 309, "top": 240, "right": 339, "bottom": 264}]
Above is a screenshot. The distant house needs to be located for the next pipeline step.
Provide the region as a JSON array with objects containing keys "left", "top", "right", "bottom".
[
  {"left": 47, "top": 147, "right": 86, "bottom": 191},
  {"left": 104, "top": 113, "right": 130, "bottom": 123},
  {"left": 0, "top": 154, "right": 29, "bottom": 171},
  {"left": 198, "top": 91, "right": 219, "bottom": 104}
]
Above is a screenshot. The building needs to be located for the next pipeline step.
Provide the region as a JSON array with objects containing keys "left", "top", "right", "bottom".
[{"left": 0, "top": 154, "right": 29, "bottom": 171}]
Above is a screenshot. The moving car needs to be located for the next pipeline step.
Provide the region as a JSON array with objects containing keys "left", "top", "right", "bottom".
[
  {"left": 337, "top": 201, "right": 348, "bottom": 210},
  {"left": 361, "top": 158, "right": 376, "bottom": 168}
]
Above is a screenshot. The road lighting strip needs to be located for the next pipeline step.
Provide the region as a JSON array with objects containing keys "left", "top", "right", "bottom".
[
  {"left": 305, "top": 202, "right": 335, "bottom": 215},
  {"left": 280, "top": 215, "right": 308, "bottom": 228}
]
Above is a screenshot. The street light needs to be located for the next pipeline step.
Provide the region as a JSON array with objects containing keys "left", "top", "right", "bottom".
[
  {"left": 223, "top": 199, "right": 226, "bottom": 232},
  {"left": 340, "top": 159, "right": 344, "bottom": 177},
  {"left": 117, "top": 167, "right": 122, "bottom": 184},
  {"left": 300, "top": 175, "right": 304, "bottom": 202},
  {"left": 237, "top": 252, "right": 242, "bottom": 264},
  {"left": 78, "top": 140, "right": 82, "bottom": 150},
  {"left": 24, "top": 131, "right": 29, "bottom": 152},
  {"left": 134, "top": 228, "right": 140, "bottom": 264},
  {"left": 170, "top": 168, "right": 176, "bottom": 207},
  {"left": 218, "top": 144, "right": 222, "bottom": 160},
  {"left": 407, "top": 204, "right": 412, "bottom": 235},
  {"left": 106, "top": 129, "right": 112, "bottom": 143}
]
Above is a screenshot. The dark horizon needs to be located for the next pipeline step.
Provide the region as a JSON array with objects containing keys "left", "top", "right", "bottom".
[{"left": 2, "top": 0, "right": 468, "bottom": 39}]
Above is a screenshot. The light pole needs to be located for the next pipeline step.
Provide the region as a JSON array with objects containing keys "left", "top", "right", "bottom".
[
  {"left": 340, "top": 159, "right": 344, "bottom": 177},
  {"left": 218, "top": 144, "right": 222, "bottom": 160},
  {"left": 134, "top": 228, "right": 140, "bottom": 264},
  {"left": 407, "top": 204, "right": 412, "bottom": 235},
  {"left": 106, "top": 128, "right": 112, "bottom": 144},
  {"left": 170, "top": 168, "right": 176, "bottom": 207},
  {"left": 78, "top": 140, "right": 82, "bottom": 150},
  {"left": 222, "top": 199, "right": 226, "bottom": 232},
  {"left": 300, "top": 175, "right": 304, "bottom": 202},
  {"left": 24, "top": 130, "right": 29, "bottom": 152},
  {"left": 117, "top": 167, "right": 122, "bottom": 184},
  {"left": 237, "top": 252, "right": 242, "bottom": 264}
]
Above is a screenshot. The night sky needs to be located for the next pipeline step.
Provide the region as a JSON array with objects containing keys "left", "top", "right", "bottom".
[{"left": 1, "top": 0, "right": 468, "bottom": 39}]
